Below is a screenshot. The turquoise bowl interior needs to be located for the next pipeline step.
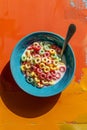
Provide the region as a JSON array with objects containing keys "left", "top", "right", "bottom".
[{"left": 10, "top": 32, "right": 76, "bottom": 97}]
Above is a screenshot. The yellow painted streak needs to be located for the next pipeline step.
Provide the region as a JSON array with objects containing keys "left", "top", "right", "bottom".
[{"left": 60, "top": 124, "right": 87, "bottom": 130}]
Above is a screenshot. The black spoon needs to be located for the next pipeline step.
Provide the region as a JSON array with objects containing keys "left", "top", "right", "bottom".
[{"left": 60, "top": 24, "right": 76, "bottom": 57}]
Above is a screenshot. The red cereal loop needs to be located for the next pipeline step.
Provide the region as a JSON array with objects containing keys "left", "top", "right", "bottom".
[
  {"left": 56, "top": 72, "right": 61, "bottom": 79},
  {"left": 27, "top": 45, "right": 33, "bottom": 50},
  {"left": 59, "top": 66, "right": 66, "bottom": 73},
  {"left": 39, "top": 73, "right": 46, "bottom": 79},
  {"left": 31, "top": 65, "right": 37, "bottom": 71},
  {"left": 36, "top": 68, "right": 43, "bottom": 74},
  {"left": 44, "top": 51, "right": 50, "bottom": 57},
  {"left": 32, "top": 45, "right": 41, "bottom": 51},
  {"left": 51, "top": 70, "right": 56, "bottom": 76},
  {"left": 51, "top": 45, "right": 57, "bottom": 49},
  {"left": 47, "top": 73, "right": 53, "bottom": 81},
  {"left": 57, "top": 48, "right": 61, "bottom": 54},
  {"left": 52, "top": 76, "right": 57, "bottom": 80}
]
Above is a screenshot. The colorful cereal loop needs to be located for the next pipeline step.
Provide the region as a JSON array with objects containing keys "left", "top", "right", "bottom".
[
  {"left": 25, "top": 63, "right": 30, "bottom": 69},
  {"left": 49, "top": 49, "right": 56, "bottom": 54},
  {"left": 51, "top": 53, "right": 57, "bottom": 59},
  {"left": 43, "top": 66, "right": 50, "bottom": 73},
  {"left": 34, "top": 77, "right": 40, "bottom": 83},
  {"left": 20, "top": 65, "right": 25, "bottom": 72},
  {"left": 40, "top": 63, "right": 45, "bottom": 69},
  {"left": 42, "top": 80, "right": 49, "bottom": 85},
  {"left": 26, "top": 77, "right": 34, "bottom": 83},
  {"left": 35, "top": 57, "right": 41, "bottom": 64},
  {"left": 53, "top": 60, "right": 59, "bottom": 66},
  {"left": 46, "top": 59, "right": 51, "bottom": 65},
  {"left": 42, "top": 57, "right": 48, "bottom": 63},
  {"left": 44, "top": 45, "right": 50, "bottom": 51},
  {"left": 26, "top": 55, "right": 32, "bottom": 61},
  {"left": 39, "top": 49, "right": 45, "bottom": 55},
  {"left": 33, "top": 42, "right": 39, "bottom": 46},
  {"left": 21, "top": 55, "right": 27, "bottom": 62},
  {"left": 25, "top": 50, "right": 30, "bottom": 57}
]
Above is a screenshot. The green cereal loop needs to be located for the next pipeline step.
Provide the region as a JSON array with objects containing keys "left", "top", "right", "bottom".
[
  {"left": 21, "top": 55, "right": 27, "bottom": 62},
  {"left": 39, "top": 49, "right": 45, "bottom": 55},
  {"left": 56, "top": 56, "right": 61, "bottom": 61},
  {"left": 26, "top": 77, "right": 34, "bottom": 83},
  {"left": 47, "top": 43, "right": 51, "bottom": 47},
  {"left": 44, "top": 45, "right": 50, "bottom": 51},
  {"left": 51, "top": 53, "right": 57, "bottom": 59},
  {"left": 58, "top": 58, "right": 61, "bottom": 61},
  {"left": 39, "top": 42, "right": 44, "bottom": 46},
  {"left": 32, "top": 81, "right": 37, "bottom": 87}
]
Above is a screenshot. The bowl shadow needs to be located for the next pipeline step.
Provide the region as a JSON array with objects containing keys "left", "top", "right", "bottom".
[{"left": 0, "top": 61, "right": 61, "bottom": 118}]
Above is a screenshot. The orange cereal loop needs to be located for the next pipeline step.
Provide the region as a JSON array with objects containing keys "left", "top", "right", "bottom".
[
  {"left": 49, "top": 64, "right": 53, "bottom": 67},
  {"left": 50, "top": 66, "right": 57, "bottom": 70},
  {"left": 49, "top": 49, "right": 56, "bottom": 54},
  {"left": 25, "top": 50, "right": 30, "bottom": 57}
]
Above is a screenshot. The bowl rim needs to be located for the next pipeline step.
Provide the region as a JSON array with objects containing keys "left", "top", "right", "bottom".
[{"left": 10, "top": 31, "right": 76, "bottom": 97}]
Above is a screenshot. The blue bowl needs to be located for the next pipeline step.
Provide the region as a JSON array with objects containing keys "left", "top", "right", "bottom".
[{"left": 10, "top": 31, "right": 76, "bottom": 97}]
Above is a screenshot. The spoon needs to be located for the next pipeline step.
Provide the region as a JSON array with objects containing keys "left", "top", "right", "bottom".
[{"left": 60, "top": 24, "right": 76, "bottom": 57}]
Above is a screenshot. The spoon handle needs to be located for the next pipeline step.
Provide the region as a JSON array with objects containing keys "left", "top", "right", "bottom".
[{"left": 61, "top": 24, "right": 76, "bottom": 56}]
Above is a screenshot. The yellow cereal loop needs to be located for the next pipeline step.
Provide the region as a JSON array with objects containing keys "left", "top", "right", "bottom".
[
  {"left": 25, "top": 63, "right": 30, "bottom": 69},
  {"left": 42, "top": 80, "right": 48, "bottom": 85},
  {"left": 26, "top": 55, "right": 32, "bottom": 61},
  {"left": 43, "top": 66, "right": 50, "bottom": 73},
  {"left": 49, "top": 80, "right": 55, "bottom": 85},
  {"left": 42, "top": 57, "right": 48, "bottom": 63},
  {"left": 53, "top": 60, "right": 59, "bottom": 66},
  {"left": 40, "top": 63, "right": 45, "bottom": 68},
  {"left": 20, "top": 65, "right": 25, "bottom": 72},
  {"left": 34, "top": 57, "right": 41, "bottom": 64},
  {"left": 49, "top": 49, "right": 56, "bottom": 54},
  {"left": 26, "top": 71, "right": 31, "bottom": 77},
  {"left": 34, "top": 77, "right": 40, "bottom": 83},
  {"left": 38, "top": 83, "right": 44, "bottom": 88},
  {"left": 31, "top": 72, "right": 37, "bottom": 77}
]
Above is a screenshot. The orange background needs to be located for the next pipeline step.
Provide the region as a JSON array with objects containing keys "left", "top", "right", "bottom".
[{"left": 0, "top": 0, "right": 87, "bottom": 130}]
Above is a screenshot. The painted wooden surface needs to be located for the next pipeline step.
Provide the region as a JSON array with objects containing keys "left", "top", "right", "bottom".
[{"left": 0, "top": 0, "right": 87, "bottom": 130}]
